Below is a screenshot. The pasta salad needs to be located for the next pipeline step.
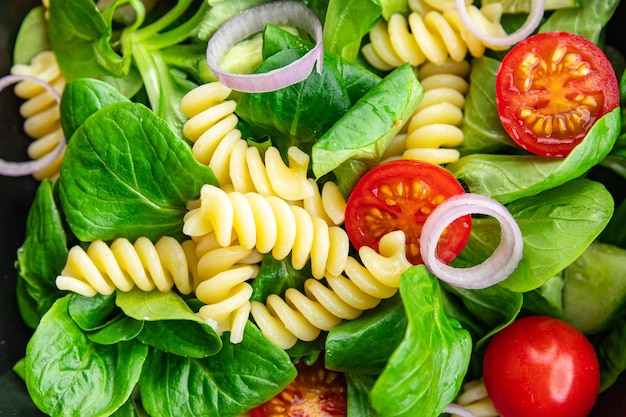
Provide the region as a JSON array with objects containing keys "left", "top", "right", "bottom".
[{"left": 1, "top": 0, "right": 626, "bottom": 416}]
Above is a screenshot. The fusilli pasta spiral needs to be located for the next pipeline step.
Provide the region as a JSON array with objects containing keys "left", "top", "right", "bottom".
[
  {"left": 10, "top": 50, "right": 66, "bottom": 180},
  {"left": 361, "top": 2, "right": 507, "bottom": 70},
  {"left": 180, "top": 81, "right": 315, "bottom": 202},
  {"left": 385, "top": 59, "right": 471, "bottom": 165},
  {"left": 56, "top": 236, "right": 197, "bottom": 297},
  {"left": 250, "top": 230, "right": 412, "bottom": 349},
  {"left": 183, "top": 184, "right": 350, "bottom": 279}
]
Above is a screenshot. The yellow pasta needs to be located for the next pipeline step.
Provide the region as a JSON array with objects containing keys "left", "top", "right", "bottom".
[
  {"left": 361, "top": 2, "right": 507, "bottom": 71},
  {"left": 180, "top": 81, "right": 315, "bottom": 202},
  {"left": 56, "top": 236, "right": 197, "bottom": 297},
  {"left": 401, "top": 59, "right": 471, "bottom": 164},
  {"left": 250, "top": 231, "right": 412, "bottom": 349},
  {"left": 10, "top": 50, "right": 66, "bottom": 180},
  {"left": 183, "top": 184, "right": 350, "bottom": 279}
]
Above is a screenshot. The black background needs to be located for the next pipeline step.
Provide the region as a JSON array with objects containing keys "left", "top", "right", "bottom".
[{"left": 1, "top": 0, "right": 625, "bottom": 415}]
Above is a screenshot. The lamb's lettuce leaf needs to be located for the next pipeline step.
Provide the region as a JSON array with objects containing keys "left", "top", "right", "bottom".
[
  {"left": 139, "top": 322, "right": 297, "bottom": 417},
  {"left": 25, "top": 296, "right": 149, "bottom": 417},
  {"left": 57, "top": 101, "right": 217, "bottom": 242},
  {"left": 15, "top": 180, "right": 67, "bottom": 326},
  {"left": 447, "top": 108, "right": 621, "bottom": 204},
  {"left": 369, "top": 266, "right": 471, "bottom": 417}
]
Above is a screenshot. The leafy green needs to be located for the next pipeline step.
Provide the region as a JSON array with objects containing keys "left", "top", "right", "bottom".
[
  {"left": 539, "top": 0, "right": 621, "bottom": 43},
  {"left": 322, "top": 0, "right": 381, "bottom": 61},
  {"left": 12, "top": 5, "right": 50, "bottom": 65},
  {"left": 57, "top": 102, "right": 217, "bottom": 242},
  {"left": 25, "top": 296, "right": 149, "bottom": 417},
  {"left": 455, "top": 179, "right": 614, "bottom": 292},
  {"left": 369, "top": 266, "right": 472, "bottom": 417},
  {"left": 48, "top": 0, "right": 129, "bottom": 80},
  {"left": 312, "top": 64, "right": 423, "bottom": 191},
  {"left": 563, "top": 241, "right": 626, "bottom": 334},
  {"left": 326, "top": 294, "right": 407, "bottom": 375},
  {"left": 442, "top": 283, "right": 522, "bottom": 348},
  {"left": 237, "top": 48, "right": 352, "bottom": 156},
  {"left": 139, "top": 322, "right": 297, "bottom": 417},
  {"left": 447, "top": 108, "right": 621, "bottom": 204},
  {"left": 250, "top": 253, "right": 311, "bottom": 302},
  {"left": 116, "top": 289, "right": 222, "bottom": 356},
  {"left": 459, "top": 56, "right": 516, "bottom": 156},
  {"left": 48, "top": 0, "right": 212, "bottom": 134},
  {"left": 345, "top": 373, "right": 377, "bottom": 417},
  {"left": 60, "top": 78, "right": 130, "bottom": 140},
  {"left": 16, "top": 180, "right": 68, "bottom": 325}
]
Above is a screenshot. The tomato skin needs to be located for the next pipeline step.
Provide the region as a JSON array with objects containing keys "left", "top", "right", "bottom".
[
  {"left": 483, "top": 316, "right": 600, "bottom": 417},
  {"left": 250, "top": 355, "right": 347, "bottom": 417},
  {"left": 496, "top": 31, "right": 619, "bottom": 157},
  {"left": 344, "top": 159, "right": 471, "bottom": 265}
]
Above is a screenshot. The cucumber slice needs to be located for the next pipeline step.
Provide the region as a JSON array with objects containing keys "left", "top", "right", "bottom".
[
  {"left": 562, "top": 241, "right": 626, "bottom": 335},
  {"left": 481, "top": 0, "right": 580, "bottom": 14}
]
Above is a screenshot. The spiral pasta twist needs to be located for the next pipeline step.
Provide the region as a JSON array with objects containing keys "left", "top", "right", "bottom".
[
  {"left": 384, "top": 59, "right": 471, "bottom": 165},
  {"left": 361, "top": 2, "right": 507, "bottom": 70},
  {"left": 10, "top": 50, "right": 66, "bottom": 180},
  {"left": 183, "top": 184, "right": 350, "bottom": 280},
  {"left": 56, "top": 236, "right": 198, "bottom": 298},
  {"left": 180, "top": 81, "right": 315, "bottom": 202},
  {"left": 250, "top": 230, "right": 412, "bottom": 349}
]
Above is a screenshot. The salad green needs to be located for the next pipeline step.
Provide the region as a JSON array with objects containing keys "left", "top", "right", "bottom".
[{"left": 2, "top": 0, "right": 626, "bottom": 416}]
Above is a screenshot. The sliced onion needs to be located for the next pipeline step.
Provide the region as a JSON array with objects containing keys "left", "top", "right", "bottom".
[
  {"left": 0, "top": 74, "right": 66, "bottom": 177},
  {"left": 443, "top": 403, "right": 478, "bottom": 417},
  {"left": 420, "top": 193, "right": 524, "bottom": 290},
  {"left": 455, "top": 0, "right": 545, "bottom": 47},
  {"left": 206, "top": 1, "right": 324, "bottom": 93}
]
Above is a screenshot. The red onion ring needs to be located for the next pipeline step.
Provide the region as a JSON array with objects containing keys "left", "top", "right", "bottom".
[
  {"left": 455, "top": 0, "right": 545, "bottom": 47},
  {"left": 0, "top": 74, "right": 66, "bottom": 177},
  {"left": 206, "top": 1, "right": 324, "bottom": 93},
  {"left": 421, "top": 193, "right": 524, "bottom": 290},
  {"left": 444, "top": 403, "right": 478, "bottom": 417}
]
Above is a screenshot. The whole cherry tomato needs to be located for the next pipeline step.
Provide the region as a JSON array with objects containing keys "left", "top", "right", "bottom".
[{"left": 483, "top": 315, "right": 600, "bottom": 417}]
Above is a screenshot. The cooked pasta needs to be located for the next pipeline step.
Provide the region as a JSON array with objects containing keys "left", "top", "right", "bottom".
[
  {"left": 10, "top": 50, "right": 66, "bottom": 180},
  {"left": 196, "top": 265, "right": 256, "bottom": 344},
  {"left": 250, "top": 230, "right": 412, "bottom": 349},
  {"left": 361, "top": 2, "right": 507, "bottom": 70},
  {"left": 56, "top": 236, "right": 197, "bottom": 297},
  {"left": 183, "top": 184, "right": 350, "bottom": 279},
  {"left": 400, "top": 59, "right": 471, "bottom": 164},
  {"left": 180, "top": 81, "right": 315, "bottom": 202},
  {"left": 452, "top": 379, "right": 500, "bottom": 417}
]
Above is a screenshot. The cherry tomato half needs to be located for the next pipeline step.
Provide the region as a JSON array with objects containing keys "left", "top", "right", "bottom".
[
  {"left": 250, "top": 355, "right": 347, "bottom": 417},
  {"left": 496, "top": 31, "right": 619, "bottom": 157},
  {"left": 483, "top": 316, "right": 600, "bottom": 417},
  {"left": 344, "top": 159, "right": 471, "bottom": 265}
]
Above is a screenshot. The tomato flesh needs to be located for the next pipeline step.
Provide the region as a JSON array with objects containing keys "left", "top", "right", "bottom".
[
  {"left": 344, "top": 160, "right": 471, "bottom": 265},
  {"left": 250, "top": 356, "right": 347, "bottom": 417},
  {"left": 483, "top": 316, "right": 600, "bottom": 417},
  {"left": 496, "top": 31, "right": 619, "bottom": 157}
]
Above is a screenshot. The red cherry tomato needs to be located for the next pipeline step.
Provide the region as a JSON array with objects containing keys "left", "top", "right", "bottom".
[
  {"left": 483, "top": 316, "right": 600, "bottom": 417},
  {"left": 250, "top": 355, "right": 347, "bottom": 417},
  {"left": 496, "top": 31, "right": 619, "bottom": 157},
  {"left": 344, "top": 159, "right": 471, "bottom": 265}
]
